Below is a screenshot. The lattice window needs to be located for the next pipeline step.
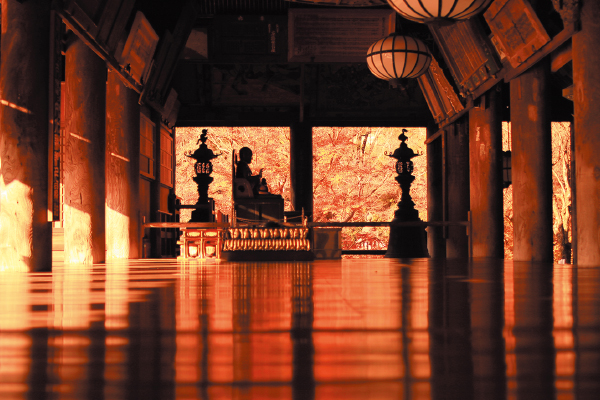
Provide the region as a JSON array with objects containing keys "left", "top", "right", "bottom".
[
  {"left": 140, "top": 113, "right": 155, "bottom": 179},
  {"left": 160, "top": 125, "right": 173, "bottom": 188}
]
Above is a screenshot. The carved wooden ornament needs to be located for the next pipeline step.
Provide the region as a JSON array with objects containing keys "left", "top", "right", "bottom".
[
  {"left": 484, "top": 0, "right": 551, "bottom": 68},
  {"left": 429, "top": 19, "right": 500, "bottom": 96},
  {"left": 120, "top": 11, "right": 159, "bottom": 84},
  {"left": 417, "top": 56, "right": 464, "bottom": 124}
]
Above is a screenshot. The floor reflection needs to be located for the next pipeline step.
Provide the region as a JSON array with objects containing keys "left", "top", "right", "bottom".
[{"left": 0, "top": 258, "right": 599, "bottom": 399}]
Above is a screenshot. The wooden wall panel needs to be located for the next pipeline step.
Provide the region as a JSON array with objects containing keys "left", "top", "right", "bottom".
[
  {"left": 119, "top": 11, "right": 159, "bottom": 84},
  {"left": 485, "top": 0, "right": 550, "bottom": 68},
  {"left": 418, "top": 56, "right": 464, "bottom": 125},
  {"left": 429, "top": 19, "right": 500, "bottom": 97}
]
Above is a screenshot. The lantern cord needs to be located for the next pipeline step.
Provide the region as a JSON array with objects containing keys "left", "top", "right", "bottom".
[{"left": 395, "top": 14, "right": 404, "bottom": 36}]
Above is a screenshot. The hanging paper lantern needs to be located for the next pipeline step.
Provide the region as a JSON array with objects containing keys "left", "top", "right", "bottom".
[
  {"left": 366, "top": 33, "right": 431, "bottom": 85},
  {"left": 386, "top": 0, "right": 493, "bottom": 22}
]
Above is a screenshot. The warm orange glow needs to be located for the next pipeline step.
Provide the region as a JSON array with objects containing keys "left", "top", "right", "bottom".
[
  {"left": 0, "top": 180, "right": 34, "bottom": 272},
  {"left": 503, "top": 262, "right": 518, "bottom": 399},
  {"left": 62, "top": 206, "right": 94, "bottom": 264},
  {"left": 106, "top": 208, "right": 131, "bottom": 259},
  {"left": 175, "top": 265, "right": 201, "bottom": 398},
  {"left": 553, "top": 265, "right": 575, "bottom": 398},
  {"left": 0, "top": 271, "right": 31, "bottom": 396},
  {"left": 1, "top": 259, "right": 596, "bottom": 398},
  {"left": 0, "top": 98, "right": 32, "bottom": 114},
  {"left": 409, "top": 261, "right": 431, "bottom": 392},
  {"left": 105, "top": 262, "right": 129, "bottom": 330}
]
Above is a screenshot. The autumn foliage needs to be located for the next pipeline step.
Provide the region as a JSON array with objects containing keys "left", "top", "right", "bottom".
[
  {"left": 502, "top": 121, "right": 572, "bottom": 262},
  {"left": 176, "top": 126, "right": 427, "bottom": 251},
  {"left": 312, "top": 127, "right": 427, "bottom": 250}
]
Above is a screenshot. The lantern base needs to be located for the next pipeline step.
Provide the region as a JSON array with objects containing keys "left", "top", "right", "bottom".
[
  {"left": 385, "top": 205, "right": 429, "bottom": 258},
  {"left": 385, "top": 220, "right": 429, "bottom": 258},
  {"left": 189, "top": 199, "right": 215, "bottom": 223}
]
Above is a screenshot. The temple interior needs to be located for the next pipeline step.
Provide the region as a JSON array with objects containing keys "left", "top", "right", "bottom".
[{"left": 0, "top": 0, "right": 599, "bottom": 399}]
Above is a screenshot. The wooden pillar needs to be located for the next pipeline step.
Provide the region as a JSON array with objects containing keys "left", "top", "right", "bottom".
[
  {"left": 290, "top": 122, "right": 313, "bottom": 220},
  {"left": 427, "top": 124, "right": 445, "bottom": 258},
  {"left": 469, "top": 88, "right": 504, "bottom": 258},
  {"left": 106, "top": 70, "right": 141, "bottom": 259},
  {"left": 572, "top": 0, "right": 600, "bottom": 265},
  {"left": 0, "top": 0, "right": 51, "bottom": 271},
  {"left": 446, "top": 118, "right": 470, "bottom": 258},
  {"left": 63, "top": 37, "right": 107, "bottom": 264},
  {"left": 510, "top": 59, "right": 553, "bottom": 262}
]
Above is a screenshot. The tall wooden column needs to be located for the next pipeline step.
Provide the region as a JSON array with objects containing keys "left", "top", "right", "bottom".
[
  {"left": 446, "top": 118, "right": 470, "bottom": 258},
  {"left": 572, "top": 0, "right": 600, "bottom": 265},
  {"left": 469, "top": 88, "right": 504, "bottom": 258},
  {"left": 0, "top": 0, "right": 51, "bottom": 271},
  {"left": 510, "top": 59, "right": 553, "bottom": 262},
  {"left": 106, "top": 70, "right": 141, "bottom": 259},
  {"left": 427, "top": 124, "right": 445, "bottom": 258},
  {"left": 63, "top": 37, "right": 107, "bottom": 264},
  {"left": 290, "top": 122, "right": 313, "bottom": 220}
]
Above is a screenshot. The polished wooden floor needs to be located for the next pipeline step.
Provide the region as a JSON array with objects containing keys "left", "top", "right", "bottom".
[{"left": 0, "top": 258, "right": 598, "bottom": 399}]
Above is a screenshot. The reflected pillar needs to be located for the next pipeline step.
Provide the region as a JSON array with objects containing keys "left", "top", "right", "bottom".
[
  {"left": 291, "top": 263, "right": 315, "bottom": 400},
  {"left": 469, "top": 88, "right": 504, "bottom": 258},
  {"left": 446, "top": 118, "right": 470, "bottom": 258},
  {"left": 427, "top": 124, "right": 445, "bottom": 258},
  {"left": 106, "top": 70, "right": 141, "bottom": 259},
  {"left": 429, "top": 260, "right": 474, "bottom": 398},
  {"left": 572, "top": 0, "right": 600, "bottom": 265},
  {"left": 575, "top": 268, "right": 600, "bottom": 397},
  {"left": 470, "top": 259, "right": 506, "bottom": 399},
  {"left": 510, "top": 59, "right": 553, "bottom": 262},
  {"left": 290, "top": 122, "right": 313, "bottom": 220},
  {"left": 513, "top": 263, "right": 554, "bottom": 398},
  {"left": 63, "top": 37, "right": 107, "bottom": 264},
  {"left": 0, "top": 0, "right": 51, "bottom": 271}
]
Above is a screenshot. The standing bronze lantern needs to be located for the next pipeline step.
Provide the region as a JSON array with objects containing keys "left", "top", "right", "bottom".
[
  {"left": 185, "top": 129, "right": 220, "bottom": 222},
  {"left": 385, "top": 129, "right": 429, "bottom": 258}
]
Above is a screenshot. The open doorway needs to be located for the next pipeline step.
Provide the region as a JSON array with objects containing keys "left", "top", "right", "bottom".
[
  {"left": 175, "top": 126, "right": 292, "bottom": 222},
  {"left": 313, "top": 127, "right": 427, "bottom": 252}
]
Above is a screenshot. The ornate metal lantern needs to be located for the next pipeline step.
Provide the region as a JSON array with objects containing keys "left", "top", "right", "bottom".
[
  {"left": 386, "top": 129, "right": 419, "bottom": 209},
  {"left": 185, "top": 129, "right": 220, "bottom": 221},
  {"left": 366, "top": 33, "right": 431, "bottom": 86},
  {"left": 384, "top": 129, "right": 429, "bottom": 258},
  {"left": 385, "top": 0, "right": 493, "bottom": 23}
]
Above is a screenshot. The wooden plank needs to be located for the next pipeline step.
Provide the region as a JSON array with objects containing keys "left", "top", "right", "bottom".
[
  {"left": 144, "top": 222, "right": 230, "bottom": 229},
  {"left": 64, "top": 0, "right": 99, "bottom": 38},
  {"left": 106, "top": 0, "right": 136, "bottom": 52},
  {"left": 96, "top": 0, "right": 122, "bottom": 45},
  {"left": 551, "top": 40, "right": 572, "bottom": 73},
  {"left": 484, "top": 0, "right": 550, "bottom": 68},
  {"left": 141, "top": 31, "right": 173, "bottom": 108},
  {"left": 417, "top": 55, "right": 464, "bottom": 125},
  {"left": 288, "top": 9, "right": 395, "bottom": 63},
  {"left": 155, "top": 0, "right": 198, "bottom": 101},
  {"left": 503, "top": 24, "right": 575, "bottom": 82},
  {"left": 57, "top": 8, "right": 142, "bottom": 94},
  {"left": 119, "top": 11, "right": 159, "bottom": 84},
  {"left": 428, "top": 19, "right": 500, "bottom": 97}
]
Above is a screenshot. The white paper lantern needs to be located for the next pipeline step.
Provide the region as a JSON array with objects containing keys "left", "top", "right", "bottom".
[
  {"left": 367, "top": 34, "right": 431, "bottom": 83},
  {"left": 387, "top": 0, "right": 493, "bottom": 22}
]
